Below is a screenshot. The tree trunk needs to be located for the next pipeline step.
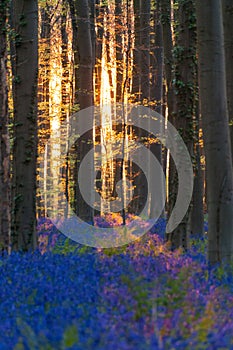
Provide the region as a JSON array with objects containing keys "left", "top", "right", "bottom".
[
  {"left": 190, "top": 99, "right": 204, "bottom": 237},
  {"left": 160, "top": 0, "right": 177, "bottom": 236},
  {"left": 196, "top": 0, "right": 233, "bottom": 263},
  {"left": 11, "top": 0, "right": 38, "bottom": 251},
  {"left": 222, "top": 0, "right": 233, "bottom": 164},
  {"left": 37, "top": 5, "right": 51, "bottom": 218},
  {"left": 0, "top": 0, "right": 11, "bottom": 252},
  {"left": 75, "top": 0, "right": 94, "bottom": 223},
  {"left": 135, "top": 0, "right": 151, "bottom": 216},
  {"left": 115, "top": 0, "right": 123, "bottom": 103},
  {"left": 61, "top": 0, "right": 71, "bottom": 218},
  {"left": 168, "top": 0, "right": 196, "bottom": 250},
  {"left": 150, "top": 5, "right": 164, "bottom": 219}
]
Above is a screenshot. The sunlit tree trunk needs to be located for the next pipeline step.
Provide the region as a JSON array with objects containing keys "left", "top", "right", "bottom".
[
  {"left": 222, "top": 0, "right": 233, "bottom": 164},
  {"left": 140, "top": 0, "right": 150, "bottom": 103},
  {"left": 94, "top": 0, "right": 104, "bottom": 106},
  {"left": 115, "top": 0, "right": 123, "bottom": 103},
  {"left": 38, "top": 4, "right": 51, "bottom": 218},
  {"left": 132, "top": 0, "right": 141, "bottom": 101},
  {"left": 61, "top": 0, "right": 71, "bottom": 218},
  {"left": 11, "top": 0, "right": 38, "bottom": 251},
  {"left": 160, "top": 0, "right": 177, "bottom": 235},
  {"left": 0, "top": 0, "right": 11, "bottom": 252},
  {"left": 196, "top": 0, "right": 233, "bottom": 263},
  {"left": 68, "top": 0, "right": 79, "bottom": 105}
]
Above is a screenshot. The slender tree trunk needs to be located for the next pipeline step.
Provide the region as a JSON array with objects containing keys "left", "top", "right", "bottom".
[
  {"left": 196, "top": 0, "right": 233, "bottom": 263},
  {"left": 61, "top": 0, "right": 71, "bottom": 218},
  {"left": 68, "top": 0, "right": 79, "bottom": 104},
  {"left": 134, "top": 0, "right": 151, "bottom": 216},
  {"left": 11, "top": 0, "right": 38, "bottom": 251},
  {"left": 160, "top": 0, "right": 177, "bottom": 236},
  {"left": 38, "top": 5, "right": 51, "bottom": 218},
  {"left": 115, "top": 0, "right": 123, "bottom": 103},
  {"left": 150, "top": 4, "right": 164, "bottom": 219},
  {"left": 0, "top": 0, "right": 11, "bottom": 252},
  {"left": 140, "top": 0, "right": 150, "bottom": 103},
  {"left": 94, "top": 0, "right": 104, "bottom": 105},
  {"left": 132, "top": 0, "right": 141, "bottom": 101}
]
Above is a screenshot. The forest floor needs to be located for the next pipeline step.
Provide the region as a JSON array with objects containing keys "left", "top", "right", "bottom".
[{"left": 0, "top": 217, "right": 233, "bottom": 350}]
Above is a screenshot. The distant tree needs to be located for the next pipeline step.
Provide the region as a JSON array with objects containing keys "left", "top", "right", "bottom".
[
  {"left": 0, "top": 0, "right": 11, "bottom": 252},
  {"left": 115, "top": 0, "right": 123, "bottom": 103},
  {"left": 11, "top": 0, "right": 38, "bottom": 251},
  {"left": 37, "top": 4, "right": 52, "bottom": 218},
  {"left": 196, "top": 0, "right": 233, "bottom": 263}
]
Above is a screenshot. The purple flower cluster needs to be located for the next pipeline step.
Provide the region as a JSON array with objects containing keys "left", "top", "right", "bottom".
[{"left": 0, "top": 218, "right": 232, "bottom": 349}]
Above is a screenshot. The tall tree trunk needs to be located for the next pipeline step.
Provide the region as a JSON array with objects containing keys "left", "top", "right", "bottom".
[
  {"left": 75, "top": 0, "right": 94, "bottom": 223},
  {"left": 61, "top": 0, "right": 71, "bottom": 218},
  {"left": 37, "top": 5, "right": 51, "bottom": 218},
  {"left": 0, "top": 0, "right": 11, "bottom": 252},
  {"left": 68, "top": 0, "right": 79, "bottom": 104},
  {"left": 160, "top": 0, "right": 177, "bottom": 236},
  {"left": 150, "top": 4, "right": 164, "bottom": 219},
  {"left": 94, "top": 0, "right": 104, "bottom": 105},
  {"left": 196, "top": 0, "right": 233, "bottom": 263},
  {"left": 168, "top": 0, "right": 196, "bottom": 250},
  {"left": 134, "top": 0, "right": 151, "bottom": 216},
  {"left": 129, "top": 0, "right": 141, "bottom": 214},
  {"left": 222, "top": 0, "right": 233, "bottom": 164},
  {"left": 11, "top": 0, "right": 38, "bottom": 251}
]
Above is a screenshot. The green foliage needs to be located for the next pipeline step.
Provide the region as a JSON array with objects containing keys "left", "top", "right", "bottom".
[
  {"left": 52, "top": 238, "right": 93, "bottom": 255},
  {"left": 52, "top": 238, "right": 79, "bottom": 255},
  {"left": 62, "top": 325, "right": 79, "bottom": 348}
]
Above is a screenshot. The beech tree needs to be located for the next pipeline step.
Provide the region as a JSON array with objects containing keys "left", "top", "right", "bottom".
[
  {"left": 196, "top": 0, "right": 233, "bottom": 263},
  {"left": 222, "top": 0, "right": 233, "bottom": 163},
  {"left": 11, "top": 0, "right": 38, "bottom": 251},
  {"left": 0, "top": 0, "right": 11, "bottom": 252},
  {"left": 75, "top": 0, "right": 94, "bottom": 223},
  {"left": 168, "top": 0, "right": 197, "bottom": 249}
]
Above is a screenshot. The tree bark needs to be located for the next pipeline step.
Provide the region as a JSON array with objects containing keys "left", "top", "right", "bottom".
[
  {"left": 0, "top": 0, "right": 11, "bottom": 252},
  {"left": 150, "top": 4, "right": 164, "bottom": 219},
  {"left": 75, "top": 0, "right": 94, "bottom": 223},
  {"left": 168, "top": 0, "right": 196, "bottom": 250},
  {"left": 115, "top": 0, "right": 123, "bottom": 103},
  {"left": 222, "top": 0, "right": 233, "bottom": 164},
  {"left": 135, "top": 0, "right": 151, "bottom": 216},
  {"left": 11, "top": 0, "right": 38, "bottom": 251},
  {"left": 196, "top": 0, "right": 233, "bottom": 263}
]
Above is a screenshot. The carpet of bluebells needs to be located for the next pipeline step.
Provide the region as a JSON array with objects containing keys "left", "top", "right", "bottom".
[{"left": 0, "top": 215, "right": 233, "bottom": 349}]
